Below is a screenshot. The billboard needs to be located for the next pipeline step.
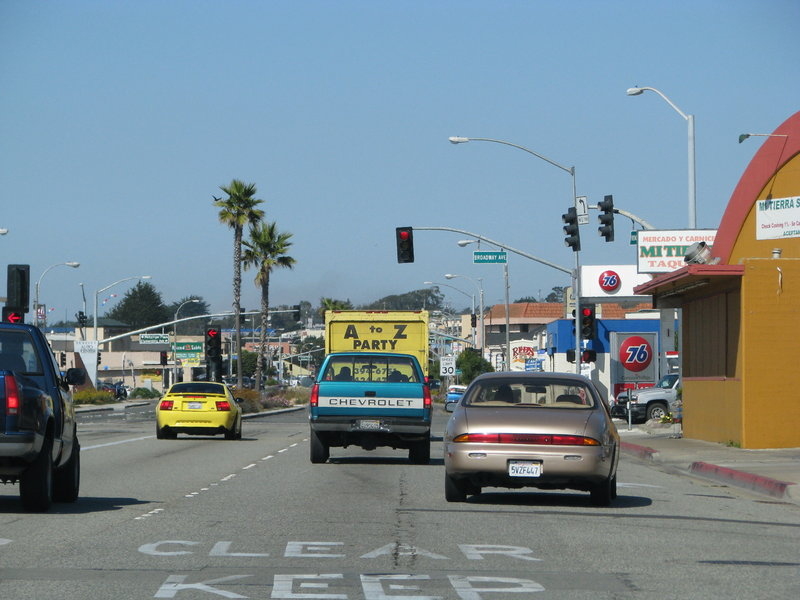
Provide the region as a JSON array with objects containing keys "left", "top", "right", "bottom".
[{"left": 637, "top": 230, "right": 717, "bottom": 273}]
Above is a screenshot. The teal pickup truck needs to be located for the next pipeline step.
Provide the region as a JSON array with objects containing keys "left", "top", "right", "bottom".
[{"left": 308, "top": 352, "right": 432, "bottom": 464}]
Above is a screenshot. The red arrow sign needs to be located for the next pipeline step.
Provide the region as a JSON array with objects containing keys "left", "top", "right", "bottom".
[{"left": 3, "top": 310, "right": 23, "bottom": 323}]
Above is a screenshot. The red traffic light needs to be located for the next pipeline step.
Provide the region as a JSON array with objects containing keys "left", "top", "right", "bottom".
[
  {"left": 2, "top": 308, "right": 23, "bottom": 323},
  {"left": 206, "top": 328, "right": 219, "bottom": 338}
]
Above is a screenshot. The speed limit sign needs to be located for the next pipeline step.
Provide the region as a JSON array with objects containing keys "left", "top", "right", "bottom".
[{"left": 440, "top": 356, "right": 456, "bottom": 377}]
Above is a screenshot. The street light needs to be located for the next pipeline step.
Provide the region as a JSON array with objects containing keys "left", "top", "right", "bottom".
[
  {"left": 626, "top": 86, "right": 696, "bottom": 229},
  {"left": 94, "top": 275, "right": 152, "bottom": 341},
  {"left": 424, "top": 280, "right": 476, "bottom": 346},
  {"left": 172, "top": 299, "right": 201, "bottom": 385},
  {"left": 445, "top": 273, "right": 485, "bottom": 358},
  {"left": 457, "top": 239, "right": 511, "bottom": 369},
  {"left": 449, "top": 135, "right": 582, "bottom": 374},
  {"left": 34, "top": 262, "right": 80, "bottom": 327}
]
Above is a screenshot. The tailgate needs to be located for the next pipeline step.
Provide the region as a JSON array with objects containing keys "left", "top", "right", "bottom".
[{"left": 314, "top": 381, "right": 427, "bottom": 418}]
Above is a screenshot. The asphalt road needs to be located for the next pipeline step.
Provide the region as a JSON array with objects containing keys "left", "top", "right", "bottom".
[{"left": 1, "top": 403, "right": 799, "bottom": 599}]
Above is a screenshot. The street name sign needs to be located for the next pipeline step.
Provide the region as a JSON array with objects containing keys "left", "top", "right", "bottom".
[
  {"left": 140, "top": 333, "right": 170, "bottom": 344},
  {"left": 473, "top": 251, "right": 507, "bottom": 264}
]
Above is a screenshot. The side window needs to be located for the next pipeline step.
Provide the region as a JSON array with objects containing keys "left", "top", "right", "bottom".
[
  {"left": 325, "top": 359, "right": 354, "bottom": 381},
  {"left": 386, "top": 358, "right": 418, "bottom": 383}
]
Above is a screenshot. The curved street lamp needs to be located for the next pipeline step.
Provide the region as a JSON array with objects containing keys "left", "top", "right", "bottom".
[
  {"left": 94, "top": 275, "right": 152, "bottom": 341},
  {"left": 424, "top": 280, "right": 476, "bottom": 346},
  {"left": 172, "top": 299, "right": 201, "bottom": 384},
  {"left": 34, "top": 262, "right": 80, "bottom": 327},
  {"left": 626, "top": 86, "right": 696, "bottom": 229},
  {"left": 448, "top": 135, "right": 581, "bottom": 373}
]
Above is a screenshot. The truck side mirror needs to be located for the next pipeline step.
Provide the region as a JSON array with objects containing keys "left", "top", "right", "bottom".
[{"left": 65, "top": 367, "right": 86, "bottom": 386}]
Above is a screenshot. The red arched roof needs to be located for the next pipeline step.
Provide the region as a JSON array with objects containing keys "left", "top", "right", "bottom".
[{"left": 713, "top": 111, "right": 800, "bottom": 264}]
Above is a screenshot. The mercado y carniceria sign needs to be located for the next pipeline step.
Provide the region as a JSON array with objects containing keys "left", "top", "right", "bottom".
[{"left": 637, "top": 229, "right": 717, "bottom": 273}]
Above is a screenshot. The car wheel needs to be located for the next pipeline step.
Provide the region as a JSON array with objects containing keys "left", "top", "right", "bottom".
[
  {"left": 646, "top": 402, "right": 668, "bottom": 421},
  {"left": 310, "top": 429, "right": 329, "bottom": 464},
  {"left": 408, "top": 440, "right": 430, "bottom": 465},
  {"left": 20, "top": 434, "right": 54, "bottom": 512},
  {"left": 445, "top": 473, "right": 469, "bottom": 502},
  {"left": 235, "top": 417, "right": 243, "bottom": 440},
  {"left": 53, "top": 437, "right": 80, "bottom": 503},
  {"left": 590, "top": 474, "right": 616, "bottom": 507},
  {"left": 156, "top": 425, "right": 176, "bottom": 440}
]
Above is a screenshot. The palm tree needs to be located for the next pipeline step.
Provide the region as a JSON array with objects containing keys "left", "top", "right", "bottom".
[
  {"left": 319, "top": 297, "right": 353, "bottom": 320},
  {"left": 242, "top": 221, "right": 296, "bottom": 391},
  {"left": 214, "top": 179, "right": 265, "bottom": 388}
]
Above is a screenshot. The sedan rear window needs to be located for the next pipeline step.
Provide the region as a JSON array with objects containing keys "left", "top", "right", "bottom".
[
  {"left": 463, "top": 379, "right": 595, "bottom": 408},
  {"left": 169, "top": 382, "right": 227, "bottom": 395}
]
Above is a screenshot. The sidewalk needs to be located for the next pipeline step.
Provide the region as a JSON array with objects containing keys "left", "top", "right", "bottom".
[{"left": 618, "top": 420, "right": 800, "bottom": 504}]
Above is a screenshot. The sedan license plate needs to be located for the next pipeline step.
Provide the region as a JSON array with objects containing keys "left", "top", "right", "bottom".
[
  {"left": 187, "top": 402, "right": 203, "bottom": 410},
  {"left": 357, "top": 419, "right": 381, "bottom": 430},
  {"left": 508, "top": 460, "right": 542, "bottom": 477}
]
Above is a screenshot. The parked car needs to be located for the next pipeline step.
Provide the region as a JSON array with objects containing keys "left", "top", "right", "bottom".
[
  {"left": 444, "top": 371, "right": 619, "bottom": 506},
  {"left": 156, "top": 381, "right": 242, "bottom": 440},
  {"left": 611, "top": 374, "right": 680, "bottom": 422}
]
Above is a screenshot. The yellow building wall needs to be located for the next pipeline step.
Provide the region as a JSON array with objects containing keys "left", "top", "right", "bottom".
[
  {"left": 683, "top": 378, "right": 742, "bottom": 444},
  {"left": 739, "top": 258, "right": 800, "bottom": 448}
]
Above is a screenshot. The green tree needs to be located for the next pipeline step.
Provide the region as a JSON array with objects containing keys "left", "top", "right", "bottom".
[
  {"left": 545, "top": 286, "right": 566, "bottom": 303},
  {"left": 456, "top": 349, "right": 494, "bottom": 384},
  {"left": 360, "top": 288, "right": 444, "bottom": 311},
  {"left": 296, "top": 335, "right": 325, "bottom": 372},
  {"left": 106, "top": 282, "right": 170, "bottom": 330},
  {"left": 242, "top": 220, "right": 296, "bottom": 391},
  {"left": 214, "top": 179, "right": 265, "bottom": 388}
]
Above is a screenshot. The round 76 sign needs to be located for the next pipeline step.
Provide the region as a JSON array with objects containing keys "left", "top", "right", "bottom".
[
  {"left": 611, "top": 332, "right": 657, "bottom": 383},
  {"left": 440, "top": 356, "right": 456, "bottom": 377}
]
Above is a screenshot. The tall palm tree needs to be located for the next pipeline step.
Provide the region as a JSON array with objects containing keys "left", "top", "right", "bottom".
[
  {"left": 242, "top": 221, "right": 296, "bottom": 391},
  {"left": 214, "top": 179, "right": 265, "bottom": 388},
  {"left": 319, "top": 297, "right": 353, "bottom": 320}
]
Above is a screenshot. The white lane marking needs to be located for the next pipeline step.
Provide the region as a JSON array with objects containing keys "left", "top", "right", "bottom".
[
  {"left": 618, "top": 482, "right": 663, "bottom": 488},
  {"left": 82, "top": 435, "right": 154, "bottom": 450}
]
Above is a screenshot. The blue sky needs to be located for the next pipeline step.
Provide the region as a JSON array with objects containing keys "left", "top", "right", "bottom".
[{"left": 1, "top": 0, "right": 798, "bottom": 321}]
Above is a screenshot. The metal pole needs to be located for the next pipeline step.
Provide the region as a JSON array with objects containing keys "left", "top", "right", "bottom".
[
  {"left": 503, "top": 258, "right": 511, "bottom": 370},
  {"left": 688, "top": 113, "right": 696, "bottom": 229}
]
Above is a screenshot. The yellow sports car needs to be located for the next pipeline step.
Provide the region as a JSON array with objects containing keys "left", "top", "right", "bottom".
[{"left": 156, "top": 381, "right": 242, "bottom": 440}]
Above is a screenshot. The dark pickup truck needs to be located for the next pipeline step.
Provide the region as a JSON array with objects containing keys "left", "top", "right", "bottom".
[{"left": 0, "top": 323, "right": 85, "bottom": 511}]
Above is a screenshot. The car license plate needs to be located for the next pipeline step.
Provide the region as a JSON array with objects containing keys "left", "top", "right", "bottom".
[
  {"left": 358, "top": 419, "right": 381, "bottom": 430},
  {"left": 187, "top": 402, "right": 203, "bottom": 410},
  {"left": 508, "top": 461, "right": 542, "bottom": 477}
]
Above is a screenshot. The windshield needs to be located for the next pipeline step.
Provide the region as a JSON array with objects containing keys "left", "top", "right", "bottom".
[
  {"left": 656, "top": 374, "right": 679, "bottom": 389},
  {"left": 462, "top": 378, "right": 596, "bottom": 408}
]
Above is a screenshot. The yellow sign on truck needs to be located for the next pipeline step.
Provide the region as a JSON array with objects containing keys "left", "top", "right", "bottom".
[{"left": 325, "top": 310, "right": 430, "bottom": 374}]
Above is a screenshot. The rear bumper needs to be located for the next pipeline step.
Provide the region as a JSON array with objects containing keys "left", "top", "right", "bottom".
[
  {"left": 310, "top": 415, "right": 431, "bottom": 449},
  {"left": 0, "top": 430, "right": 41, "bottom": 476}
]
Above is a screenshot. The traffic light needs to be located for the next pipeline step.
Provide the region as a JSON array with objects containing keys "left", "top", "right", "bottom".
[
  {"left": 292, "top": 304, "right": 301, "bottom": 321},
  {"left": 60, "top": 352, "right": 67, "bottom": 367},
  {"left": 2, "top": 307, "right": 24, "bottom": 323},
  {"left": 579, "top": 304, "right": 596, "bottom": 340},
  {"left": 395, "top": 227, "right": 415, "bottom": 263},
  {"left": 470, "top": 313, "right": 477, "bottom": 328},
  {"left": 97, "top": 351, "right": 102, "bottom": 365},
  {"left": 598, "top": 194, "right": 615, "bottom": 242},
  {"left": 77, "top": 311, "right": 88, "bottom": 326},
  {"left": 562, "top": 208, "right": 581, "bottom": 252},
  {"left": 205, "top": 328, "right": 222, "bottom": 359},
  {"left": 581, "top": 349, "right": 597, "bottom": 363},
  {"left": 160, "top": 351, "right": 168, "bottom": 366},
  {"left": 566, "top": 348, "right": 576, "bottom": 363},
  {"left": 6, "top": 264, "right": 30, "bottom": 312}
]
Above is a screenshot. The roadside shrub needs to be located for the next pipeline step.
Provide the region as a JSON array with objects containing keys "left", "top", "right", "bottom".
[
  {"left": 130, "top": 387, "right": 161, "bottom": 399},
  {"left": 233, "top": 388, "right": 261, "bottom": 414},
  {"left": 74, "top": 389, "right": 115, "bottom": 405}
]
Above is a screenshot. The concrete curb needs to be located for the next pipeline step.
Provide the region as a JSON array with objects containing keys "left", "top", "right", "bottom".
[
  {"left": 621, "top": 440, "right": 798, "bottom": 503},
  {"left": 689, "top": 461, "right": 796, "bottom": 500}
]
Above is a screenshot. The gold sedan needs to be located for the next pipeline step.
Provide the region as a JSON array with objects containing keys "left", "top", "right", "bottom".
[
  {"left": 156, "top": 381, "right": 242, "bottom": 440},
  {"left": 444, "top": 372, "right": 619, "bottom": 505}
]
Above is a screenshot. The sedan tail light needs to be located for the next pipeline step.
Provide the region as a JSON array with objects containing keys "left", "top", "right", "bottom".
[
  {"left": 453, "top": 433, "right": 600, "bottom": 446},
  {"left": 215, "top": 400, "right": 232, "bottom": 411},
  {"left": 159, "top": 400, "right": 174, "bottom": 411}
]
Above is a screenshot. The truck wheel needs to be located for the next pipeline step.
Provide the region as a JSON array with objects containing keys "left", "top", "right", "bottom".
[
  {"left": 646, "top": 402, "right": 668, "bottom": 421},
  {"left": 53, "top": 437, "right": 80, "bottom": 503},
  {"left": 409, "top": 440, "right": 430, "bottom": 465},
  {"left": 445, "top": 474, "right": 468, "bottom": 502},
  {"left": 20, "top": 434, "right": 54, "bottom": 512},
  {"left": 310, "top": 430, "right": 329, "bottom": 464}
]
